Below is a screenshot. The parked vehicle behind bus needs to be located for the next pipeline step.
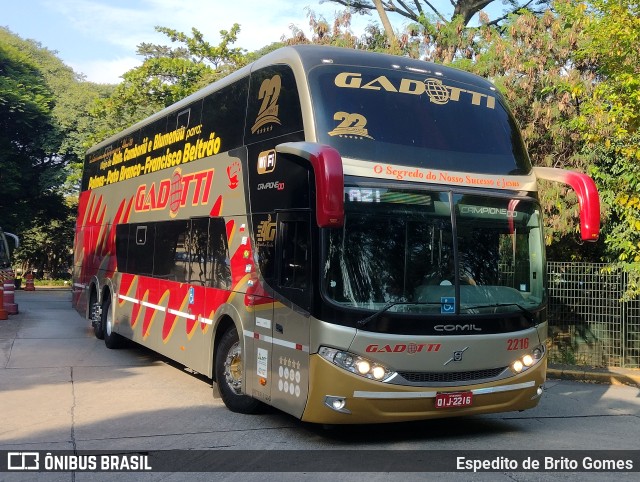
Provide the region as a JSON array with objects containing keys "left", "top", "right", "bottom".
[
  {"left": 0, "top": 226, "right": 19, "bottom": 277},
  {"left": 73, "top": 45, "right": 600, "bottom": 424}
]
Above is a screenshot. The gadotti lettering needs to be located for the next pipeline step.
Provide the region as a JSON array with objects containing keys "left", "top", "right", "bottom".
[
  {"left": 134, "top": 168, "right": 214, "bottom": 214},
  {"left": 334, "top": 72, "right": 496, "bottom": 109},
  {"left": 365, "top": 343, "right": 441, "bottom": 353}
]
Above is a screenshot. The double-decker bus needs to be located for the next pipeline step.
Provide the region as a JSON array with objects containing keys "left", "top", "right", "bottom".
[{"left": 73, "top": 45, "right": 600, "bottom": 424}]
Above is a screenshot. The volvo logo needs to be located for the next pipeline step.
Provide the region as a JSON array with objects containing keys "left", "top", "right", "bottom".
[
  {"left": 444, "top": 346, "right": 469, "bottom": 366},
  {"left": 434, "top": 324, "right": 482, "bottom": 332}
]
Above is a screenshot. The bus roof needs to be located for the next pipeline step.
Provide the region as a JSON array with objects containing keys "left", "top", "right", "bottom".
[{"left": 87, "top": 45, "right": 497, "bottom": 155}]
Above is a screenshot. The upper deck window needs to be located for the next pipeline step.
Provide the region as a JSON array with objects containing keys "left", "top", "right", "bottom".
[
  {"left": 245, "top": 65, "right": 303, "bottom": 143},
  {"left": 308, "top": 65, "right": 531, "bottom": 176}
]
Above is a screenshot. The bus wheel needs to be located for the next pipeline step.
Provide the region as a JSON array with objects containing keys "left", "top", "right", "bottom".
[
  {"left": 215, "top": 327, "right": 261, "bottom": 414},
  {"left": 102, "top": 294, "right": 123, "bottom": 349},
  {"left": 91, "top": 291, "right": 104, "bottom": 340}
]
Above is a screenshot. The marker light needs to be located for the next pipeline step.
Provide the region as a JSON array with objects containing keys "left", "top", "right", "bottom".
[
  {"left": 319, "top": 347, "right": 396, "bottom": 382},
  {"left": 324, "top": 395, "right": 350, "bottom": 414}
]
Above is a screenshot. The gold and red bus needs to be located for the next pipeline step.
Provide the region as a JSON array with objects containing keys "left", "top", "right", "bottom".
[{"left": 73, "top": 45, "right": 600, "bottom": 424}]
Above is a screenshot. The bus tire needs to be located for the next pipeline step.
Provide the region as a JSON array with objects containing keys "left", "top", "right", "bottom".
[
  {"left": 91, "top": 291, "right": 104, "bottom": 340},
  {"left": 215, "top": 326, "right": 261, "bottom": 414},
  {"left": 102, "top": 294, "right": 123, "bottom": 349}
]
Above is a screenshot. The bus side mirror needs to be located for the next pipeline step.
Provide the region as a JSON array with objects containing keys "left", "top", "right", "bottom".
[
  {"left": 275, "top": 142, "right": 344, "bottom": 228},
  {"left": 533, "top": 166, "right": 601, "bottom": 242},
  {"left": 4, "top": 232, "right": 20, "bottom": 249}
]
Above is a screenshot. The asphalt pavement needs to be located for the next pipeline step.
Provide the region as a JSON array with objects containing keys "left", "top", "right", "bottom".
[{"left": 1, "top": 288, "right": 639, "bottom": 481}]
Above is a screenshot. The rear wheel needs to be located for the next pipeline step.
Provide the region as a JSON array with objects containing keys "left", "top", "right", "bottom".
[
  {"left": 215, "top": 326, "right": 261, "bottom": 414},
  {"left": 91, "top": 291, "right": 104, "bottom": 340},
  {"left": 102, "top": 294, "right": 123, "bottom": 349}
]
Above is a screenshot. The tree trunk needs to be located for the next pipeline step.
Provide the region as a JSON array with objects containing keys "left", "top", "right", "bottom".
[{"left": 372, "top": 0, "right": 398, "bottom": 49}]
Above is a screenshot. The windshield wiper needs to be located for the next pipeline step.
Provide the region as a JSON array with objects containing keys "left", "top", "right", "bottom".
[
  {"left": 356, "top": 301, "right": 442, "bottom": 328},
  {"left": 461, "top": 303, "right": 536, "bottom": 323}
]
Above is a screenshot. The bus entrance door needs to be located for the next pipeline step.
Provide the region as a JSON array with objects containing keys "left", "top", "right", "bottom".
[{"left": 268, "top": 212, "right": 312, "bottom": 418}]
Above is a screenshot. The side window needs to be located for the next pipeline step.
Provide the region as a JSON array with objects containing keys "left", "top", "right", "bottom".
[
  {"left": 153, "top": 220, "right": 190, "bottom": 282},
  {"left": 252, "top": 213, "right": 276, "bottom": 285},
  {"left": 209, "top": 218, "right": 232, "bottom": 289},
  {"left": 122, "top": 224, "right": 154, "bottom": 276},
  {"left": 115, "top": 224, "right": 130, "bottom": 273},
  {"left": 185, "top": 217, "right": 231, "bottom": 288},
  {"left": 188, "top": 218, "right": 210, "bottom": 286},
  {"left": 279, "top": 220, "right": 310, "bottom": 290},
  {"left": 201, "top": 78, "right": 248, "bottom": 152},
  {"left": 246, "top": 65, "right": 303, "bottom": 143}
]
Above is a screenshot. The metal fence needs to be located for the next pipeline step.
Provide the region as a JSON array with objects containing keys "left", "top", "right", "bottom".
[{"left": 547, "top": 262, "right": 640, "bottom": 368}]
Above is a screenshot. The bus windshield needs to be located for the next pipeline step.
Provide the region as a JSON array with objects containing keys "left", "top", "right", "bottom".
[
  {"left": 322, "top": 188, "right": 545, "bottom": 316},
  {"left": 308, "top": 64, "right": 531, "bottom": 175}
]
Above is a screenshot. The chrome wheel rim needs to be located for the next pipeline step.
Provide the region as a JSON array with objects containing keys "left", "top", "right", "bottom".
[{"left": 224, "top": 342, "right": 243, "bottom": 394}]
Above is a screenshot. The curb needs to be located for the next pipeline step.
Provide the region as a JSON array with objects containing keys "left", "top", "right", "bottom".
[{"left": 547, "top": 364, "right": 640, "bottom": 388}]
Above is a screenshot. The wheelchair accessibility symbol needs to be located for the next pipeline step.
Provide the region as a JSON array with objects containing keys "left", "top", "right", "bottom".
[{"left": 441, "top": 297, "right": 455, "bottom": 314}]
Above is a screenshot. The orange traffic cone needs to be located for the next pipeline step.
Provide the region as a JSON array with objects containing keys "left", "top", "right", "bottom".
[
  {"left": 24, "top": 272, "right": 35, "bottom": 291},
  {"left": 3, "top": 278, "right": 18, "bottom": 314}
]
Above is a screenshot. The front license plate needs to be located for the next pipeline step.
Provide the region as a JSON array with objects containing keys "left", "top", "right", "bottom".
[{"left": 435, "top": 391, "right": 473, "bottom": 409}]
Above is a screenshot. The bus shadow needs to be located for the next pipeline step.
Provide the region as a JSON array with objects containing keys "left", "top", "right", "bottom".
[{"left": 301, "top": 416, "right": 516, "bottom": 443}]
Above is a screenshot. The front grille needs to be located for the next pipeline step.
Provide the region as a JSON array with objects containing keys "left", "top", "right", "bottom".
[{"left": 397, "top": 366, "right": 507, "bottom": 384}]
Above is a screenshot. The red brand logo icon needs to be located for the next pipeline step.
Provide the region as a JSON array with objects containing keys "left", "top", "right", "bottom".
[{"left": 227, "top": 162, "right": 241, "bottom": 190}]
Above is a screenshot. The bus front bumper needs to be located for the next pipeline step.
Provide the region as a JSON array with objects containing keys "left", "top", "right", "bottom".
[{"left": 301, "top": 354, "right": 546, "bottom": 424}]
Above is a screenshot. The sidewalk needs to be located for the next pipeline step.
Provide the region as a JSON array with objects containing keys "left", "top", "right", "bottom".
[{"left": 547, "top": 363, "right": 640, "bottom": 388}]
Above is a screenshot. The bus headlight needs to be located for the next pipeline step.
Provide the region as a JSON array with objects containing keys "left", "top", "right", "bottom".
[
  {"left": 319, "top": 347, "right": 396, "bottom": 382},
  {"left": 510, "top": 344, "right": 546, "bottom": 374}
]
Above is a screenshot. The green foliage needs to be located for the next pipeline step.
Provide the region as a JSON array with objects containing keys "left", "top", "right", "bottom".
[
  {"left": 451, "top": 5, "right": 602, "bottom": 255},
  {"left": 284, "top": 9, "right": 414, "bottom": 55},
  {"left": 0, "top": 27, "right": 105, "bottom": 273},
  {"left": 285, "top": 9, "right": 362, "bottom": 48},
  {"left": 0, "top": 31, "right": 64, "bottom": 235},
  {"left": 13, "top": 203, "right": 76, "bottom": 277},
  {"left": 565, "top": 0, "right": 640, "bottom": 276},
  {"left": 90, "top": 25, "right": 247, "bottom": 141}
]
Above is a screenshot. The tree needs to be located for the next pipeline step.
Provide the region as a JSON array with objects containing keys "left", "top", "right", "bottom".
[
  {"left": 327, "top": 0, "right": 549, "bottom": 25},
  {"left": 325, "top": 0, "right": 551, "bottom": 61},
  {"left": 571, "top": 0, "right": 640, "bottom": 268},
  {"left": 284, "top": 8, "right": 407, "bottom": 54},
  {"left": 0, "top": 32, "right": 64, "bottom": 233},
  {"left": 0, "top": 28, "right": 107, "bottom": 274},
  {"left": 90, "top": 25, "right": 247, "bottom": 141},
  {"left": 466, "top": 5, "right": 596, "bottom": 245}
]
